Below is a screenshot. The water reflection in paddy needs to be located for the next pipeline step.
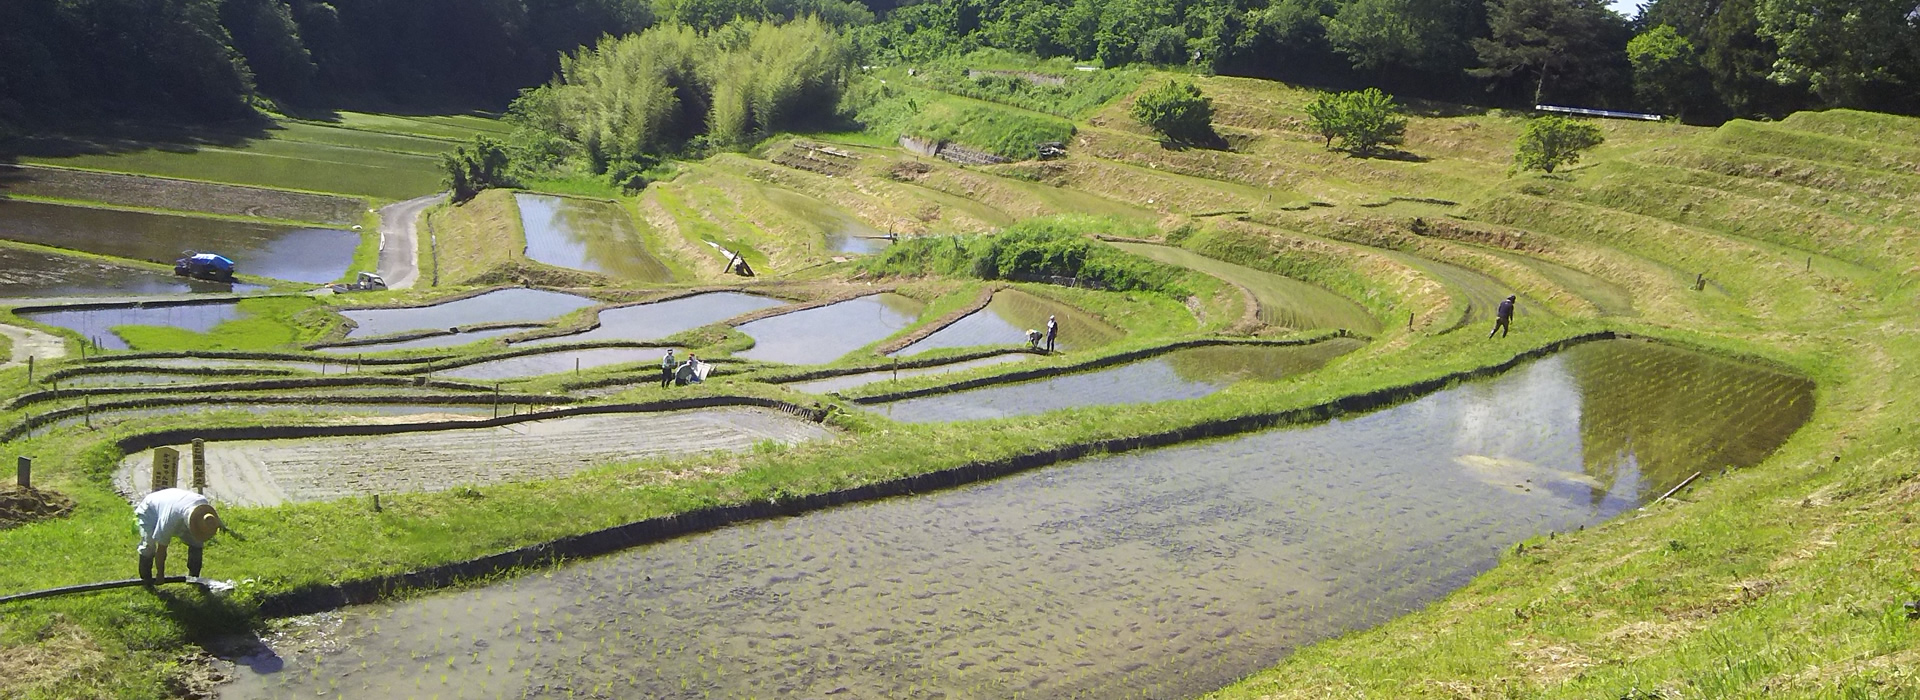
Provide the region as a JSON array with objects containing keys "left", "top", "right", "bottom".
[
  {"left": 0, "top": 199, "right": 358, "bottom": 283},
  {"left": 341, "top": 288, "right": 598, "bottom": 338},
  {"left": 0, "top": 245, "right": 264, "bottom": 297},
  {"left": 17, "top": 302, "right": 239, "bottom": 350},
  {"left": 222, "top": 340, "right": 1812, "bottom": 699},
  {"left": 891, "top": 288, "right": 1122, "bottom": 356},
  {"left": 437, "top": 346, "right": 669, "bottom": 380},
  {"left": 317, "top": 326, "right": 528, "bottom": 354},
  {"left": 873, "top": 339, "right": 1364, "bottom": 423},
  {"left": 735, "top": 293, "right": 924, "bottom": 365},
  {"left": 514, "top": 194, "right": 675, "bottom": 281},
  {"left": 525, "top": 292, "right": 787, "bottom": 346},
  {"left": 785, "top": 353, "right": 1034, "bottom": 395}
]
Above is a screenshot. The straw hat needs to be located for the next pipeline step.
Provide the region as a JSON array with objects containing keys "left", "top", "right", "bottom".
[{"left": 188, "top": 504, "right": 221, "bottom": 543}]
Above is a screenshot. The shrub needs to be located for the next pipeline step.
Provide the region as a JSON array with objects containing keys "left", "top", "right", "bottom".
[
  {"left": 1303, "top": 88, "right": 1407, "bottom": 156},
  {"left": 1130, "top": 80, "right": 1215, "bottom": 144},
  {"left": 862, "top": 216, "right": 1191, "bottom": 296},
  {"left": 443, "top": 137, "right": 519, "bottom": 203},
  {"left": 1514, "top": 115, "right": 1605, "bottom": 173}
]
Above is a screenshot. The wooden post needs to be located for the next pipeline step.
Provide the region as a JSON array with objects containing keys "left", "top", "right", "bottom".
[
  {"left": 1408, "top": 312, "right": 1414, "bottom": 330},
  {"left": 493, "top": 383, "right": 501, "bottom": 419},
  {"left": 26, "top": 356, "right": 32, "bottom": 385},
  {"left": 575, "top": 357, "right": 581, "bottom": 375},
  {"left": 151, "top": 447, "right": 180, "bottom": 492},
  {"left": 83, "top": 395, "right": 90, "bottom": 429},
  {"left": 372, "top": 494, "right": 382, "bottom": 512},
  {"left": 16, "top": 457, "right": 29, "bottom": 489},
  {"left": 191, "top": 439, "right": 206, "bottom": 492}
]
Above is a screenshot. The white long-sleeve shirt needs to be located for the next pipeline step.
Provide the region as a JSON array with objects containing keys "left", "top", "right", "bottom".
[{"left": 134, "top": 488, "right": 212, "bottom": 557}]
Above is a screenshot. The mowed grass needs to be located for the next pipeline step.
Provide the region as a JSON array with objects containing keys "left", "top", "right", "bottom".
[
  {"left": 1111, "top": 240, "right": 1380, "bottom": 332},
  {"left": 419, "top": 189, "right": 523, "bottom": 285}
]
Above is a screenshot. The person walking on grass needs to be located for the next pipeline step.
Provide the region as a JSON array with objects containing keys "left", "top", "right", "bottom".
[
  {"left": 1489, "top": 295, "right": 1515, "bottom": 339},
  {"left": 1045, "top": 315, "right": 1058, "bottom": 353},
  {"left": 134, "top": 487, "right": 221, "bottom": 582},
  {"left": 661, "top": 348, "right": 677, "bottom": 388}
]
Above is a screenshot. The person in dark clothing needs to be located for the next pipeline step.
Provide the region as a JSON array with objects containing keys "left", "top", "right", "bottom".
[
  {"left": 1045, "top": 315, "right": 1058, "bottom": 353},
  {"left": 1489, "top": 295, "right": 1515, "bottom": 338},
  {"left": 660, "top": 349, "right": 677, "bottom": 388}
]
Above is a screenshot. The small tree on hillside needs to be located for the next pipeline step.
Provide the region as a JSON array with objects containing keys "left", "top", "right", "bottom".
[
  {"left": 443, "top": 137, "right": 519, "bottom": 203},
  {"left": 1513, "top": 115, "right": 1604, "bottom": 173},
  {"left": 1130, "top": 80, "right": 1215, "bottom": 144},
  {"left": 1304, "top": 88, "right": 1407, "bottom": 156}
]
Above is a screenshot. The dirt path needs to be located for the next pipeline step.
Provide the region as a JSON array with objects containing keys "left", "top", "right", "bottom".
[
  {"left": 0, "top": 323, "right": 68, "bottom": 370},
  {"left": 114, "top": 408, "right": 832, "bottom": 506},
  {"left": 376, "top": 193, "right": 443, "bottom": 289}
]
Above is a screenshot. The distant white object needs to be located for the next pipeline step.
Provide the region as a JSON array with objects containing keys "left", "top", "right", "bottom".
[
  {"left": 1074, "top": 66, "right": 1098, "bottom": 72},
  {"left": 1534, "top": 104, "right": 1664, "bottom": 121},
  {"left": 351, "top": 225, "right": 363, "bottom": 231}
]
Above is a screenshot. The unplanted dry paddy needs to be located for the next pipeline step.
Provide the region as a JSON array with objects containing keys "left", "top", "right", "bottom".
[{"left": 223, "top": 340, "right": 1811, "bottom": 698}]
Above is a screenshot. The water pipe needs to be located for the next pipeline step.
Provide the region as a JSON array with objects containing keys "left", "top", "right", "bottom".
[{"left": 0, "top": 576, "right": 200, "bottom": 605}]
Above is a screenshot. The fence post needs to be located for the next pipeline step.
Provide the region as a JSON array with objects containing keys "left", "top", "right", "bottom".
[{"left": 16, "top": 457, "right": 29, "bottom": 489}]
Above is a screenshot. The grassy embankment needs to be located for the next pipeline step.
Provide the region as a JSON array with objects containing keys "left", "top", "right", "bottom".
[{"left": 1, "top": 65, "right": 1918, "bottom": 698}]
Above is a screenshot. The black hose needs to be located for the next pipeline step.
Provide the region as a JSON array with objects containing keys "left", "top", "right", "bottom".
[{"left": 0, "top": 576, "right": 193, "bottom": 605}]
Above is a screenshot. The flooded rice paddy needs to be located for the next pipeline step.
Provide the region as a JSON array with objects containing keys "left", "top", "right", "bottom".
[
  {"left": 735, "top": 293, "right": 924, "bottom": 365},
  {"left": 221, "top": 340, "right": 1812, "bottom": 699},
  {"left": 36, "top": 402, "right": 497, "bottom": 438},
  {"left": 524, "top": 292, "right": 787, "bottom": 346},
  {"left": 891, "top": 289, "right": 1122, "bottom": 356},
  {"left": 0, "top": 245, "right": 263, "bottom": 297},
  {"left": 437, "top": 347, "right": 668, "bottom": 381},
  {"left": 317, "top": 327, "right": 529, "bottom": 354},
  {"left": 514, "top": 194, "right": 674, "bottom": 281},
  {"left": 785, "top": 354, "right": 1035, "bottom": 395},
  {"left": 0, "top": 199, "right": 359, "bottom": 283},
  {"left": 16, "top": 302, "right": 239, "bottom": 350},
  {"left": 124, "top": 408, "right": 833, "bottom": 506},
  {"left": 871, "top": 340, "right": 1364, "bottom": 424},
  {"left": 340, "top": 289, "right": 600, "bottom": 338},
  {"left": 1111, "top": 242, "right": 1380, "bottom": 333}
]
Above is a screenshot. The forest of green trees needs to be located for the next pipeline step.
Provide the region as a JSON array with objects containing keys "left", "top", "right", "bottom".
[{"left": 2, "top": 0, "right": 1915, "bottom": 138}]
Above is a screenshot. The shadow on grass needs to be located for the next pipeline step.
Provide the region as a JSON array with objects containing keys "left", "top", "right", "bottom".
[{"left": 1, "top": 118, "right": 276, "bottom": 160}]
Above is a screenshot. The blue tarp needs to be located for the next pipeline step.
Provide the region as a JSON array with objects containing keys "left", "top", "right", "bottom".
[{"left": 188, "top": 253, "right": 235, "bottom": 270}]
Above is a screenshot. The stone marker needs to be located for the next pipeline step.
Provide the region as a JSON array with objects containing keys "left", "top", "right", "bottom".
[
  {"left": 152, "top": 447, "right": 180, "bottom": 492},
  {"left": 16, "top": 457, "right": 30, "bottom": 489}
]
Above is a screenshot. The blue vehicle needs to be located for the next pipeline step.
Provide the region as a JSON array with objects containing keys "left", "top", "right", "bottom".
[{"left": 174, "top": 252, "right": 236, "bottom": 282}]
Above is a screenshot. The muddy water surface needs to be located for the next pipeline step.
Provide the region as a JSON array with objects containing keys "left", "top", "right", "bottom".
[
  {"left": 786, "top": 353, "right": 1034, "bottom": 395},
  {"left": 514, "top": 194, "right": 674, "bottom": 281},
  {"left": 438, "top": 347, "right": 668, "bottom": 381},
  {"left": 891, "top": 289, "right": 1122, "bottom": 356},
  {"left": 0, "top": 199, "right": 358, "bottom": 283},
  {"left": 736, "top": 293, "right": 924, "bottom": 365},
  {"left": 220, "top": 340, "right": 1812, "bottom": 699},
  {"left": 0, "top": 245, "right": 264, "bottom": 297},
  {"left": 525, "top": 292, "right": 787, "bottom": 346},
  {"left": 16, "top": 302, "right": 240, "bottom": 350},
  {"left": 317, "top": 327, "right": 529, "bottom": 354},
  {"left": 341, "top": 289, "right": 599, "bottom": 338},
  {"left": 872, "top": 340, "right": 1364, "bottom": 423}
]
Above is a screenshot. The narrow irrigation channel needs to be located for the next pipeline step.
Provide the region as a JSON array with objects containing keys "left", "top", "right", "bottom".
[{"left": 221, "top": 340, "right": 1813, "bottom": 699}]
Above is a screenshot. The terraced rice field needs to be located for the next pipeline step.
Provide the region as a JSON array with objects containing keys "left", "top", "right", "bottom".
[
  {"left": 890, "top": 288, "right": 1122, "bottom": 355},
  {"left": 870, "top": 339, "right": 1363, "bottom": 423},
  {"left": 224, "top": 341, "right": 1810, "bottom": 698},
  {"left": 340, "top": 289, "right": 601, "bottom": 338},
  {"left": 515, "top": 194, "right": 675, "bottom": 281},
  {"left": 735, "top": 294, "right": 925, "bottom": 365},
  {"left": 0, "top": 199, "right": 359, "bottom": 283},
  {"left": 16, "top": 302, "right": 240, "bottom": 350},
  {"left": 524, "top": 292, "right": 787, "bottom": 346},
  {"left": 1110, "top": 241, "right": 1380, "bottom": 333},
  {"left": 118, "top": 408, "right": 833, "bottom": 506}
]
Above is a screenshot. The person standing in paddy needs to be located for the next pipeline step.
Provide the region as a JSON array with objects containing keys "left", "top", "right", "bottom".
[
  {"left": 660, "top": 348, "right": 677, "bottom": 388},
  {"left": 1489, "top": 295, "right": 1515, "bottom": 339},
  {"left": 134, "top": 487, "right": 222, "bottom": 581},
  {"left": 1045, "top": 315, "right": 1058, "bottom": 353}
]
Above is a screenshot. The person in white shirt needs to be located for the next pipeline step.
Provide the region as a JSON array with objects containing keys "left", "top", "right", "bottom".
[{"left": 134, "top": 488, "right": 222, "bottom": 580}]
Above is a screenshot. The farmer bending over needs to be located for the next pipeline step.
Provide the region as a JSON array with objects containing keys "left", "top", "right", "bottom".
[
  {"left": 135, "top": 488, "right": 222, "bottom": 581},
  {"left": 1489, "top": 295, "right": 1515, "bottom": 339}
]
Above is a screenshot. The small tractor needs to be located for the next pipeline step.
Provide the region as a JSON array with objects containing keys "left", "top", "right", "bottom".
[
  {"left": 330, "top": 272, "right": 388, "bottom": 293},
  {"left": 173, "top": 252, "right": 236, "bottom": 282}
]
